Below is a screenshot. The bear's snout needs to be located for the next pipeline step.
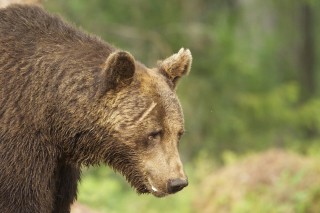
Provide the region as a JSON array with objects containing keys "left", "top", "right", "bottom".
[{"left": 167, "top": 178, "right": 188, "bottom": 194}]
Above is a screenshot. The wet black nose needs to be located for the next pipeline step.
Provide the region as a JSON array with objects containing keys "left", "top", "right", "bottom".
[{"left": 167, "top": 178, "right": 188, "bottom": 194}]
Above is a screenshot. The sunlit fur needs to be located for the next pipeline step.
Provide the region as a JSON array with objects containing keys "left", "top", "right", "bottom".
[{"left": 0, "top": 4, "right": 192, "bottom": 213}]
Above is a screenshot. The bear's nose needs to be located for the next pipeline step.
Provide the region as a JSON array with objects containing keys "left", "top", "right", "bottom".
[{"left": 167, "top": 178, "right": 188, "bottom": 194}]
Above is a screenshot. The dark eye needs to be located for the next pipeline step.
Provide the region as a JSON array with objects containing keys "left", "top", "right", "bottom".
[
  {"left": 148, "top": 130, "right": 162, "bottom": 141},
  {"left": 178, "top": 130, "right": 185, "bottom": 140}
]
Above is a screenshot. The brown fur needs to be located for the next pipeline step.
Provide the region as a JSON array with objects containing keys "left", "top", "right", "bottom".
[{"left": 0, "top": 5, "right": 192, "bottom": 213}]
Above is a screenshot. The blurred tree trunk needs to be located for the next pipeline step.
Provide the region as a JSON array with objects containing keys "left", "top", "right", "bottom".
[
  {"left": 0, "top": 0, "right": 41, "bottom": 8},
  {"left": 299, "top": 3, "right": 315, "bottom": 102},
  {"left": 299, "top": 2, "right": 317, "bottom": 138}
]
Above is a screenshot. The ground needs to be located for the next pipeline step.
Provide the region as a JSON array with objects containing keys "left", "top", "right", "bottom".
[{"left": 194, "top": 149, "right": 320, "bottom": 213}]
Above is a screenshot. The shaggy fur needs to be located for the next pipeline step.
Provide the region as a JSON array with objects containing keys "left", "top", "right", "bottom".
[{"left": 0, "top": 5, "right": 192, "bottom": 213}]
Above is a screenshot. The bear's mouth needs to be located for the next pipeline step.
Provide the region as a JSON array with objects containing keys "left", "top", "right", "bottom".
[
  {"left": 136, "top": 179, "right": 168, "bottom": 197},
  {"left": 145, "top": 178, "right": 169, "bottom": 197}
]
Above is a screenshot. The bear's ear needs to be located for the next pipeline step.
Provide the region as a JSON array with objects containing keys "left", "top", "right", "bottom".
[
  {"left": 158, "top": 48, "right": 192, "bottom": 88},
  {"left": 102, "top": 51, "right": 135, "bottom": 92}
]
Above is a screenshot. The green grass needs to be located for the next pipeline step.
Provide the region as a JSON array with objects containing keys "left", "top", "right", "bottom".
[
  {"left": 77, "top": 150, "right": 320, "bottom": 213},
  {"left": 77, "top": 163, "right": 202, "bottom": 213}
]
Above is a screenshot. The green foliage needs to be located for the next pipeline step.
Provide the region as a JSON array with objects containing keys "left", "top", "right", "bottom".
[{"left": 77, "top": 150, "right": 320, "bottom": 213}]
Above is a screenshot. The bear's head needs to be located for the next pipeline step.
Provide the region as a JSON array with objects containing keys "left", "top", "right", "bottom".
[{"left": 70, "top": 48, "right": 192, "bottom": 197}]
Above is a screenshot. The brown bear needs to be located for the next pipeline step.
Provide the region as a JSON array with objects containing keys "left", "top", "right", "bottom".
[{"left": 0, "top": 4, "right": 192, "bottom": 213}]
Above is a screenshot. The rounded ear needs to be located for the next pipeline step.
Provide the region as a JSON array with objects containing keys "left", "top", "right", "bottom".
[
  {"left": 101, "top": 51, "right": 135, "bottom": 93},
  {"left": 158, "top": 48, "right": 192, "bottom": 88}
]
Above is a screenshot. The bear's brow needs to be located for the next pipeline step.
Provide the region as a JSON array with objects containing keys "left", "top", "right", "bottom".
[{"left": 137, "top": 102, "right": 157, "bottom": 123}]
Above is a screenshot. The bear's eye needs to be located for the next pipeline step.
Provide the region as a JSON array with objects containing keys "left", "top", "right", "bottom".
[
  {"left": 178, "top": 130, "right": 185, "bottom": 140},
  {"left": 148, "top": 130, "right": 162, "bottom": 141}
]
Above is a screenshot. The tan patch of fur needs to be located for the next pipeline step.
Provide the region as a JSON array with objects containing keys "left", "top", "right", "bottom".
[{"left": 137, "top": 102, "right": 157, "bottom": 123}]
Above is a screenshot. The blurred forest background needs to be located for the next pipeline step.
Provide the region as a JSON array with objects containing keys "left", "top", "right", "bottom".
[{"left": 15, "top": 0, "right": 320, "bottom": 212}]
